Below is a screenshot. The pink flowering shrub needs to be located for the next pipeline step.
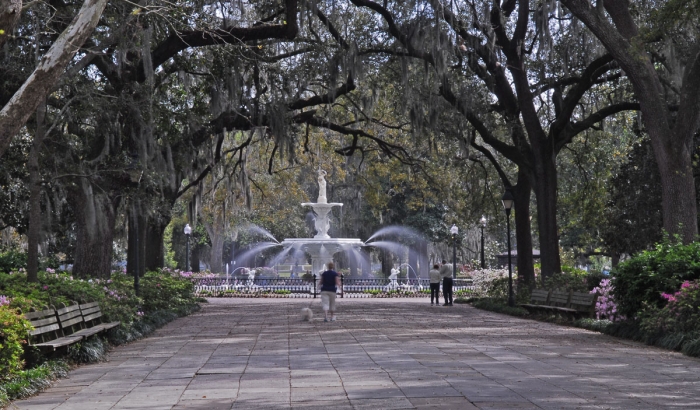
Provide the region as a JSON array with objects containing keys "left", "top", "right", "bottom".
[
  {"left": 0, "top": 295, "right": 9, "bottom": 306},
  {"left": 590, "top": 279, "right": 625, "bottom": 322},
  {"left": 639, "top": 280, "right": 700, "bottom": 335}
]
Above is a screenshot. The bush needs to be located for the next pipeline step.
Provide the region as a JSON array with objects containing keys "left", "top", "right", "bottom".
[
  {"left": 470, "top": 269, "right": 510, "bottom": 298},
  {"left": 470, "top": 298, "right": 530, "bottom": 317},
  {"left": 543, "top": 265, "right": 589, "bottom": 292},
  {"left": 0, "top": 303, "right": 31, "bottom": 380},
  {"left": 0, "top": 249, "right": 26, "bottom": 273},
  {"left": 612, "top": 238, "right": 700, "bottom": 317},
  {"left": 590, "top": 279, "right": 625, "bottom": 322},
  {"left": 638, "top": 280, "right": 700, "bottom": 335}
]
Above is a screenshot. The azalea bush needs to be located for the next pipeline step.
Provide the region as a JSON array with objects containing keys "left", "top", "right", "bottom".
[
  {"left": 590, "top": 279, "right": 625, "bottom": 322},
  {"left": 639, "top": 281, "right": 700, "bottom": 335}
]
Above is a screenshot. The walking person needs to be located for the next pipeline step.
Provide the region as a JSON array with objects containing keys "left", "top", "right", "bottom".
[
  {"left": 320, "top": 262, "right": 341, "bottom": 322},
  {"left": 439, "top": 259, "right": 453, "bottom": 306},
  {"left": 429, "top": 264, "right": 441, "bottom": 306}
]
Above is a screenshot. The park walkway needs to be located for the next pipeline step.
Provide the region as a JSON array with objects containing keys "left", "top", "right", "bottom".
[{"left": 11, "top": 298, "right": 700, "bottom": 410}]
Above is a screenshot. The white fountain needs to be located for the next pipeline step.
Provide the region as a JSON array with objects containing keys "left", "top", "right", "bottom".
[{"left": 280, "top": 169, "right": 365, "bottom": 275}]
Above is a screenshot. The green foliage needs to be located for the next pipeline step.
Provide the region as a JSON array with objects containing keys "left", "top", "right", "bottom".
[
  {"left": 612, "top": 238, "right": 700, "bottom": 317},
  {"left": 0, "top": 360, "right": 69, "bottom": 406},
  {"left": 363, "top": 289, "right": 382, "bottom": 295},
  {"left": 638, "top": 281, "right": 700, "bottom": 335},
  {"left": 0, "top": 249, "right": 26, "bottom": 273},
  {"left": 273, "top": 289, "right": 291, "bottom": 294},
  {"left": 470, "top": 298, "right": 530, "bottom": 317},
  {"left": 0, "top": 305, "right": 31, "bottom": 380},
  {"left": 138, "top": 270, "right": 195, "bottom": 314},
  {"left": 68, "top": 337, "right": 108, "bottom": 364},
  {"left": 543, "top": 265, "right": 589, "bottom": 292}
]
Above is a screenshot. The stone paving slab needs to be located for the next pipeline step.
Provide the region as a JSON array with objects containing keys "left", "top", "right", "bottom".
[{"left": 10, "top": 298, "right": 700, "bottom": 409}]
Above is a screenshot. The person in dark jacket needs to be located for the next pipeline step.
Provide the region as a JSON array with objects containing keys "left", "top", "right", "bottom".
[
  {"left": 320, "top": 262, "right": 341, "bottom": 322},
  {"left": 439, "top": 260, "right": 453, "bottom": 306}
]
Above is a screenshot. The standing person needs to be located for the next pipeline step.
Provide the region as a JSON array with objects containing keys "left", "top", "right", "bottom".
[
  {"left": 429, "top": 264, "right": 441, "bottom": 306},
  {"left": 439, "top": 259, "right": 453, "bottom": 306},
  {"left": 320, "top": 262, "right": 341, "bottom": 322}
]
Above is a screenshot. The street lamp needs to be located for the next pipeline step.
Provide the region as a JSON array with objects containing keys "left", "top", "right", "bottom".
[
  {"left": 501, "top": 189, "right": 515, "bottom": 307},
  {"left": 450, "top": 224, "right": 458, "bottom": 279},
  {"left": 184, "top": 224, "right": 192, "bottom": 272},
  {"left": 480, "top": 215, "right": 487, "bottom": 269}
]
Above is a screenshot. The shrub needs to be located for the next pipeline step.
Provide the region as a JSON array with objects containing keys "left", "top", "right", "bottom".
[
  {"left": 0, "top": 249, "right": 26, "bottom": 273},
  {"left": 470, "top": 269, "right": 510, "bottom": 297},
  {"left": 543, "top": 265, "right": 589, "bottom": 292},
  {"left": 590, "top": 279, "right": 625, "bottom": 322},
  {"left": 612, "top": 238, "right": 700, "bottom": 317},
  {"left": 0, "top": 303, "right": 31, "bottom": 380},
  {"left": 639, "top": 280, "right": 700, "bottom": 335}
]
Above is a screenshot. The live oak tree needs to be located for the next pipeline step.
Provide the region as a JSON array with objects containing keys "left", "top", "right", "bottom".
[
  {"left": 343, "top": 0, "right": 637, "bottom": 281},
  {"left": 560, "top": 0, "right": 700, "bottom": 243}
]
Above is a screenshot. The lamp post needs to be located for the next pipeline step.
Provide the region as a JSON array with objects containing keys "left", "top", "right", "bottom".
[
  {"left": 501, "top": 189, "right": 515, "bottom": 307},
  {"left": 480, "top": 215, "right": 487, "bottom": 269},
  {"left": 450, "top": 224, "right": 458, "bottom": 279},
  {"left": 184, "top": 224, "right": 192, "bottom": 272}
]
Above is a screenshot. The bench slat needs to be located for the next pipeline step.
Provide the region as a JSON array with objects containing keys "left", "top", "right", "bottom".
[
  {"left": 56, "top": 304, "right": 81, "bottom": 315},
  {"left": 29, "top": 323, "right": 60, "bottom": 336},
  {"left": 61, "top": 316, "right": 84, "bottom": 328},
  {"left": 73, "top": 327, "right": 103, "bottom": 338},
  {"left": 80, "top": 301, "right": 100, "bottom": 309},
  {"left": 24, "top": 309, "right": 56, "bottom": 320},
  {"left": 34, "top": 335, "right": 83, "bottom": 349},
  {"left": 58, "top": 310, "right": 82, "bottom": 321},
  {"left": 83, "top": 312, "right": 102, "bottom": 322},
  {"left": 29, "top": 316, "right": 58, "bottom": 327}
]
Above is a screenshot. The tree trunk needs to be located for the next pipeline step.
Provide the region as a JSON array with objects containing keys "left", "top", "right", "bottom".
[
  {"left": 145, "top": 218, "right": 167, "bottom": 272},
  {"left": 654, "top": 139, "right": 698, "bottom": 243},
  {"left": 26, "top": 100, "right": 47, "bottom": 283},
  {"left": 191, "top": 243, "right": 201, "bottom": 272},
  {"left": 513, "top": 169, "right": 535, "bottom": 289},
  {"left": 0, "top": 0, "right": 108, "bottom": 157},
  {"left": 418, "top": 239, "right": 429, "bottom": 277},
  {"left": 530, "top": 151, "right": 561, "bottom": 281},
  {"left": 204, "top": 222, "right": 224, "bottom": 273},
  {"left": 0, "top": 0, "right": 22, "bottom": 48},
  {"left": 71, "top": 181, "right": 118, "bottom": 278}
]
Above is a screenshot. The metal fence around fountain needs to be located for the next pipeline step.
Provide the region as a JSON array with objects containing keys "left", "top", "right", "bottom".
[{"left": 191, "top": 276, "right": 475, "bottom": 299}]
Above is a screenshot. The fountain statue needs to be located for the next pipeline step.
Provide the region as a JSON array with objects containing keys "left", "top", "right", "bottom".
[
  {"left": 281, "top": 168, "right": 365, "bottom": 276},
  {"left": 317, "top": 169, "right": 327, "bottom": 204}
]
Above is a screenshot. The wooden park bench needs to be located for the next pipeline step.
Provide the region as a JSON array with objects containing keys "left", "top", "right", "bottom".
[
  {"left": 568, "top": 291, "right": 597, "bottom": 318},
  {"left": 25, "top": 302, "right": 121, "bottom": 352},
  {"left": 520, "top": 288, "right": 549, "bottom": 311},
  {"left": 520, "top": 289, "right": 597, "bottom": 319},
  {"left": 78, "top": 301, "right": 121, "bottom": 333},
  {"left": 24, "top": 307, "right": 83, "bottom": 351}
]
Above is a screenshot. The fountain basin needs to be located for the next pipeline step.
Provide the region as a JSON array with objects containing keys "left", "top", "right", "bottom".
[{"left": 280, "top": 238, "right": 364, "bottom": 275}]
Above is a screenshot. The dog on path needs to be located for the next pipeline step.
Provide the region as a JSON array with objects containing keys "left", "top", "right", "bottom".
[{"left": 301, "top": 307, "right": 313, "bottom": 321}]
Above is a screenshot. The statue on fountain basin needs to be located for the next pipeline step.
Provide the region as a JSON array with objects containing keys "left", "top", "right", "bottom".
[{"left": 317, "top": 169, "right": 327, "bottom": 204}]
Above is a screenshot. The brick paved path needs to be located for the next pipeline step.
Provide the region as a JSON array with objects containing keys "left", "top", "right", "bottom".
[{"left": 11, "top": 298, "right": 700, "bottom": 409}]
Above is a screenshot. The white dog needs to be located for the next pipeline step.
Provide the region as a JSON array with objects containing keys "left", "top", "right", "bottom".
[{"left": 301, "top": 307, "right": 313, "bottom": 321}]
